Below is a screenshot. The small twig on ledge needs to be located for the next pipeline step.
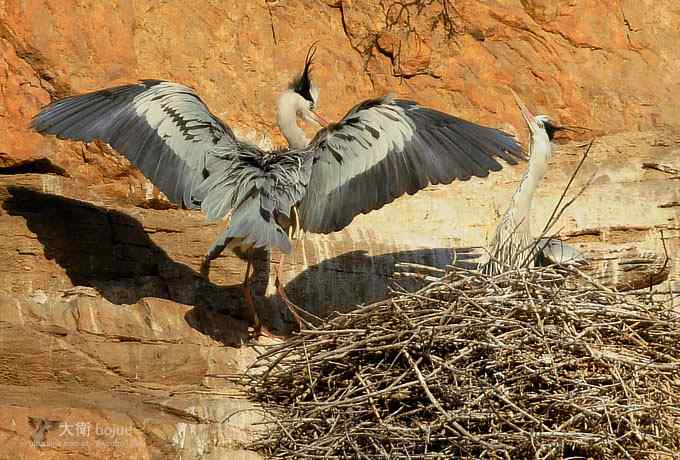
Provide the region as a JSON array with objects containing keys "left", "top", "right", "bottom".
[
  {"left": 642, "top": 162, "right": 680, "bottom": 177},
  {"left": 541, "top": 139, "right": 594, "bottom": 236},
  {"left": 394, "top": 262, "right": 446, "bottom": 275}
]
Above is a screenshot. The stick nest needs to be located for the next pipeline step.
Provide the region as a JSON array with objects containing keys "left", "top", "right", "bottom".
[{"left": 243, "top": 266, "right": 680, "bottom": 459}]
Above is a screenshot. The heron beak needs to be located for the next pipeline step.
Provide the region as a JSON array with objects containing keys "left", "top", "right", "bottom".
[
  {"left": 310, "top": 110, "right": 329, "bottom": 127},
  {"left": 510, "top": 89, "right": 539, "bottom": 132}
]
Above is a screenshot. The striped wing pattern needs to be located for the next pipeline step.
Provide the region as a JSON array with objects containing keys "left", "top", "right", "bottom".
[
  {"left": 31, "top": 80, "right": 236, "bottom": 208},
  {"left": 298, "top": 96, "right": 525, "bottom": 234},
  {"left": 32, "top": 82, "right": 525, "bottom": 255}
]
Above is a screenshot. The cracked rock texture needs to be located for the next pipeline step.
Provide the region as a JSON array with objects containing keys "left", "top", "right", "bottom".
[{"left": 1, "top": 1, "right": 679, "bottom": 458}]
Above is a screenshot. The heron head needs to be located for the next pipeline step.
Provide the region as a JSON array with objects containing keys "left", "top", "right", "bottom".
[
  {"left": 511, "top": 90, "right": 563, "bottom": 141},
  {"left": 290, "top": 42, "right": 327, "bottom": 127},
  {"left": 534, "top": 115, "right": 563, "bottom": 141}
]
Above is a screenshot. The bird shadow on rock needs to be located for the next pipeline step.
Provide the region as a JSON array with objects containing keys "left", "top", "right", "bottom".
[
  {"left": 278, "top": 245, "right": 482, "bottom": 330},
  {"left": 4, "top": 186, "right": 488, "bottom": 340},
  {"left": 2, "top": 186, "right": 278, "bottom": 345}
]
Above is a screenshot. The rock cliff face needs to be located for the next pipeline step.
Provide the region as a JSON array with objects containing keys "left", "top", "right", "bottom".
[{"left": 1, "top": 1, "right": 678, "bottom": 458}]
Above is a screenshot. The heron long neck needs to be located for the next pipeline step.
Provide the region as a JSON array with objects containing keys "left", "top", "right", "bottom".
[
  {"left": 507, "top": 132, "right": 552, "bottom": 234},
  {"left": 485, "top": 131, "right": 551, "bottom": 274},
  {"left": 277, "top": 90, "right": 309, "bottom": 149}
]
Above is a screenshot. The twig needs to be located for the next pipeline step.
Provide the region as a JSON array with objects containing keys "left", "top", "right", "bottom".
[{"left": 541, "top": 139, "right": 594, "bottom": 237}]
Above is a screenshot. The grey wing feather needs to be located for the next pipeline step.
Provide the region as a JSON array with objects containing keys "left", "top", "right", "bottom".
[
  {"left": 536, "top": 238, "right": 587, "bottom": 266},
  {"left": 192, "top": 149, "right": 312, "bottom": 256},
  {"left": 298, "top": 96, "right": 526, "bottom": 234},
  {"left": 30, "top": 80, "right": 236, "bottom": 208},
  {"left": 31, "top": 80, "right": 308, "bottom": 255}
]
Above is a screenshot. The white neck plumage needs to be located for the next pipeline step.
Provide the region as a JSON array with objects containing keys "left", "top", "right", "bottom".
[
  {"left": 507, "top": 130, "right": 552, "bottom": 234},
  {"left": 276, "top": 90, "right": 310, "bottom": 149}
]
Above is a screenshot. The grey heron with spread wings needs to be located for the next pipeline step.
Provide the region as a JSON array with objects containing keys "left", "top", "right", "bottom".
[{"left": 31, "top": 45, "right": 524, "bottom": 336}]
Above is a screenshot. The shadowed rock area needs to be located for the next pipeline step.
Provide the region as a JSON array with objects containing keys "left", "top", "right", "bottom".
[{"left": 1, "top": 1, "right": 679, "bottom": 458}]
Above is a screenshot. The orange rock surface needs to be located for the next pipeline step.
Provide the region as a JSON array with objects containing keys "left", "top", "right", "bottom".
[{"left": 1, "top": 1, "right": 678, "bottom": 458}]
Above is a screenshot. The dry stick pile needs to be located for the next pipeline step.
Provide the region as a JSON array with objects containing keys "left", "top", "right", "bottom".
[{"left": 243, "top": 266, "right": 680, "bottom": 459}]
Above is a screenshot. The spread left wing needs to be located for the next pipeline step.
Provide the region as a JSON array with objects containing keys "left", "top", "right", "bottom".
[
  {"left": 30, "top": 80, "right": 237, "bottom": 208},
  {"left": 298, "top": 96, "right": 525, "bottom": 234}
]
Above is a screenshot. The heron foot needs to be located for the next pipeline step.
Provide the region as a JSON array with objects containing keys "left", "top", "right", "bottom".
[{"left": 249, "top": 324, "right": 287, "bottom": 340}]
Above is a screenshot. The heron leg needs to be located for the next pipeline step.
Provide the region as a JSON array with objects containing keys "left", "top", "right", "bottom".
[
  {"left": 241, "top": 253, "right": 262, "bottom": 337},
  {"left": 274, "top": 254, "right": 303, "bottom": 331},
  {"left": 200, "top": 257, "right": 211, "bottom": 279},
  {"left": 242, "top": 253, "right": 286, "bottom": 340}
]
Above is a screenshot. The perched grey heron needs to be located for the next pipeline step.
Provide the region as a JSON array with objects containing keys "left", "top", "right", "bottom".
[
  {"left": 484, "top": 91, "right": 585, "bottom": 275},
  {"left": 31, "top": 45, "right": 525, "bottom": 335}
]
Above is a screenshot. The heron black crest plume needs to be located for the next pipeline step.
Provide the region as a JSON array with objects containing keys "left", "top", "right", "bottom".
[
  {"left": 545, "top": 123, "right": 591, "bottom": 143},
  {"left": 292, "top": 42, "right": 318, "bottom": 103},
  {"left": 544, "top": 122, "right": 564, "bottom": 141}
]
